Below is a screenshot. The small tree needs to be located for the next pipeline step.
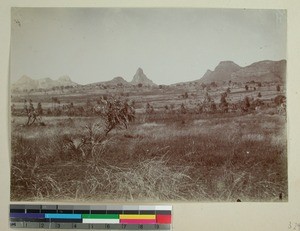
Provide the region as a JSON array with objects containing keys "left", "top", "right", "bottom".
[
  {"left": 276, "top": 85, "right": 281, "bottom": 92},
  {"left": 210, "top": 100, "right": 217, "bottom": 113},
  {"left": 257, "top": 92, "right": 262, "bottom": 98},
  {"left": 101, "top": 97, "right": 135, "bottom": 135},
  {"left": 52, "top": 97, "right": 60, "bottom": 110},
  {"left": 202, "top": 92, "right": 212, "bottom": 113},
  {"left": 67, "top": 102, "right": 75, "bottom": 116},
  {"left": 180, "top": 103, "right": 187, "bottom": 114},
  {"left": 183, "top": 92, "right": 188, "bottom": 99},
  {"left": 47, "top": 108, "right": 52, "bottom": 115},
  {"left": 274, "top": 95, "right": 286, "bottom": 106},
  {"left": 146, "top": 102, "right": 154, "bottom": 114},
  {"left": 210, "top": 82, "right": 217, "bottom": 88},
  {"left": 226, "top": 88, "right": 231, "bottom": 94},
  {"left": 23, "top": 99, "right": 39, "bottom": 126},
  {"left": 37, "top": 102, "right": 43, "bottom": 115},
  {"left": 245, "top": 85, "right": 249, "bottom": 91},
  {"left": 243, "top": 96, "right": 251, "bottom": 111},
  {"left": 220, "top": 92, "right": 229, "bottom": 113},
  {"left": 130, "top": 100, "right": 135, "bottom": 108}
]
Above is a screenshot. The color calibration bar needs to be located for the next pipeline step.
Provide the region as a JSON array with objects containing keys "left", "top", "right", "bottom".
[{"left": 10, "top": 205, "right": 172, "bottom": 230}]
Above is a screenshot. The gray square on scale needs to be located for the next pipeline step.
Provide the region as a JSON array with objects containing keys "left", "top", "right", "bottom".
[
  {"left": 51, "top": 222, "right": 73, "bottom": 229},
  {"left": 58, "top": 205, "right": 74, "bottom": 210},
  {"left": 24, "top": 222, "right": 40, "bottom": 228},
  {"left": 90, "top": 205, "right": 106, "bottom": 210},
  {"left": 72, "top": 223, "right": 90, "bottom": 229},
  {"left": 10, "top": 204, "right": 26, "bottom": 210},
  {"left": 25, "top": 205, "right": 41, "bottom": 210},
  {"left": 39, "top": 222, "right": 51, "bottom": 229},
  {"left": 89, "top": 223, "right": 106, "bottom": 229},
  {"left": 10, "top": 222, "right": 24, "bottom": 228},
  {"left": 41, "top": 204, "right": 57, "bottom": 210},
  {"left": 107, "top": 205, "right": 123, "bottom": 210},
  {"left": 123, "top": 205, "right": 139, "bottom": 211},
  {"left": 156, "top": 224, "right": 171, "bottom": 230},
  {"left": 122, "top": 224, "right": 139, "bottom": 230},
  {"left": 73, "top": 205, "right": 90, "bottom": 210},
  {"left": 139, "top": 205, "right": 156, "bottom": 211}
]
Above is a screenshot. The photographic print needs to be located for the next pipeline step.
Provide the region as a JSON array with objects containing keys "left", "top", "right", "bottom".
[{"left": 10, "top": 8, "right": 287, "bottom": 202}]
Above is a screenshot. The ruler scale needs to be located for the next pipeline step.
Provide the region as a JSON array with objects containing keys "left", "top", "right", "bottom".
[{"left": 10, "top": 204, "right": 172, "bottom": 230}]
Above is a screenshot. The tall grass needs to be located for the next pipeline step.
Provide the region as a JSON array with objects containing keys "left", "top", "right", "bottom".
[{"left": 11, "top": 112, "right": 287, "bottom": 202}]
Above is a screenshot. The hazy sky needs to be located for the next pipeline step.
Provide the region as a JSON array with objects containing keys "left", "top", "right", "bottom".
[{"left": 10, "top": 8, "right": 286, "bottom": 85}]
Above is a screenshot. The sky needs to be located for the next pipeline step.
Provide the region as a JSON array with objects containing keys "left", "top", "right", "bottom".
[{"left": 10, "top": 8, "right": 286, "bottom": 85}]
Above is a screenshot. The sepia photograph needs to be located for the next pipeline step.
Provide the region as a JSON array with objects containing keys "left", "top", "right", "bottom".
[{"left": 10, "top": 8, "right": 287, "bottom": 202}]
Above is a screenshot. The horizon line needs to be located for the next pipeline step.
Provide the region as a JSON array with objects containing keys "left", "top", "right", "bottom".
[{"left": 12, "top": 58, "right": 286, "bottom": 86}]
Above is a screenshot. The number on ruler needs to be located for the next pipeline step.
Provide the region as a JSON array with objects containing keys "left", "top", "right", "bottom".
[
  {"left": 155, "top": 224, "right": 160, "bottom": 229},
  {"left": 105, "top": 224, "right": 110, "bottom": 229},
  {"left": 73, "top": 224, "right": 77, "bottom": 229},
  {"left": 139, "top": 224, "right": 143, "bottom": 229},
  {"left": 56, "top": 223, "right": 60, "bottom": 229},
  {"left": 122, "top": 224, "right": 127, "bottom": 229},
  {"left": 40, "top": 223, "right": 45, "bottom": 228}
]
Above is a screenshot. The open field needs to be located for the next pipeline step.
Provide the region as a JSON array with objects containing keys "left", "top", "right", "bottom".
[
  {"left": 10, "top": 84, "right": 287, "bottom": 202},
  {"left": 9, "top": 7, "right": 287, "bottom": 203}
]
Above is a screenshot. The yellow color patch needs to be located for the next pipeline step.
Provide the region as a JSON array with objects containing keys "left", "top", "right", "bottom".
[{"left": 119, "top": 214, "right": 156, "bottom": 220}]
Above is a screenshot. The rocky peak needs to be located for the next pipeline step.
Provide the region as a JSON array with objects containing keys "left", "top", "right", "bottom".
[
  {"left": 200, "top": 61, "right": 241, "bottom": 83},
  {"left": 131, "top": 68, "right": 156, "bottom": 86},
  {"left": 136, "top": 67, "right": 144, "bottom": 75},
  {"left": 214, "top": 61, "right": 241, "bottom": 71}
]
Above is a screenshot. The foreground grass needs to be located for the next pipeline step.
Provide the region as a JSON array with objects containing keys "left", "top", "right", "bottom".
[{"left": 11, "top": 112, "right": 287, "bottom": 202}]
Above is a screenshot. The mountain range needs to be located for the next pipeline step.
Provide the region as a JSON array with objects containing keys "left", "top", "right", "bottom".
[
  {"left": 199, "top": 60, "right": 286, "bottom": 84},
  {"left": 11, "top": 60, "right": 286, "bottom": 91},
  {"left": 88, "top": 67, "right": 156, "bottom": 88},
  {"left": 12, "top": 75, "right": 78, "bottom": 91}
]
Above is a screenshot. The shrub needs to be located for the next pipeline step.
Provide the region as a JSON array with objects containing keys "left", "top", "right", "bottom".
[{"left": 274, "top": 95, "right": 286, "bottom": 106}]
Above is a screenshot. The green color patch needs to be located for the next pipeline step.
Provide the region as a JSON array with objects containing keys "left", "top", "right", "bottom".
[{"left": 82, "top": 214, "right": 119, "bottom": 219}]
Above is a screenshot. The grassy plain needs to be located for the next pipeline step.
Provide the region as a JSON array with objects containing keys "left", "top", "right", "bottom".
[{"left": 10, "top": 85, "right": 287, "bottom": 202}]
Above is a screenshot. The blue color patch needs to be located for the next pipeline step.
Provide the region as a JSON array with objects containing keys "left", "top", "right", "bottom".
[{"left": 45, "top": 213, "right": 81, "bottom": 219}]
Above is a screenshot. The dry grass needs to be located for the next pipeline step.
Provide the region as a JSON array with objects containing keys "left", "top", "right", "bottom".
[{"left": 11, "top": 111, "right": 287, "bottom": 202}]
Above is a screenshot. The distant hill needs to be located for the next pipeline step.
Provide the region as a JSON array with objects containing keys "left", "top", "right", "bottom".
[
  {"left": 231, "top": 60, "right": 286, "bottom": 83},
  {"left": 12, "top": 75, "right": 78, "bottom": 91},
  {"left": 86, "top": 76, "right": 130, "bottom": 88},
  {"left": 86, "top": 68, "right": 156, "bottom": 88},
  {"left": 131, "top": 68, "right": 156, "bottom": 86},
  {"left": 200, "top": 61, "right": 242, "bottom": 83},
  {"left": 103, "top": 76, "right": 130, "bottom": 86},
  {"left": 199, "top": 60, "right": 286, "bottom": 84}
]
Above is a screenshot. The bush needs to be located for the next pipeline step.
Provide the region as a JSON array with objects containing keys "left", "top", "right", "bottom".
[{"left": 274, "top": 95, "right": 286, "bottom": 106}]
